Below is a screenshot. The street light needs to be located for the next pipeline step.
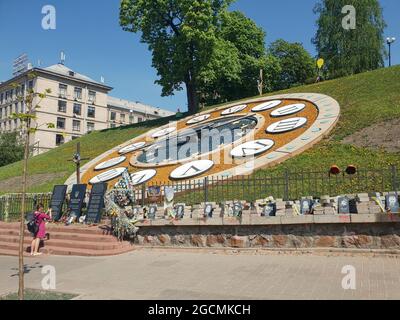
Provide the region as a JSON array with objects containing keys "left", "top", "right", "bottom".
[{"left": 386, "top": 37, "right": 396, "bottom": 67}]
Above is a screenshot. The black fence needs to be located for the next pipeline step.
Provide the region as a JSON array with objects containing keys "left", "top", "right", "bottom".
[
  {"left": 0, "top": 193, "right": 52, "bottom": 222},
  {"left": 0, "top": 166, "right": 399, "bottom": 221},
  {"left": 136, "top": 166, "right": 399, "bottom": 205}
]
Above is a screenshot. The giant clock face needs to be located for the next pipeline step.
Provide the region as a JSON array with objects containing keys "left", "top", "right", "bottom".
[{"left": 73, "top": 93, "right": 340, "bottom": 188}]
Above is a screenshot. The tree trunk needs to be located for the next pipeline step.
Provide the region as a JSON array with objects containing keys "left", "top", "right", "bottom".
[
  {"left": 185, "top": 76, "right": 199, "bottom": 115},
  {"left": 18, "top": 123, "right": 30, "bottom": 300}
]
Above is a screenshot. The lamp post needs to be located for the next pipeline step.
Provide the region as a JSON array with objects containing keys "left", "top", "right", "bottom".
[{"left": 386, "top": 37, "right": 396, "bottom": 67}]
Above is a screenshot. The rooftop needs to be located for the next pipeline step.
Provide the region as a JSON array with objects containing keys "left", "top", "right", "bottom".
[{"left": 107, "top": 96, "right": 175, "bottom": 117}]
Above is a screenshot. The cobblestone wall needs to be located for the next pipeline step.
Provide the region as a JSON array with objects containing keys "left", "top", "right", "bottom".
[{"left": 135, "top": 220, "right": 400, "bottom": 250}]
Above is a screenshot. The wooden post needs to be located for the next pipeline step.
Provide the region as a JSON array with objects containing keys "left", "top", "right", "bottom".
[{"left": 76, "top": 142, "right": 81, "bottom": 185}]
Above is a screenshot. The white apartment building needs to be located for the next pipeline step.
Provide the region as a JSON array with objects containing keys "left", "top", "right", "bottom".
[{"left": 0, "top": 63, "right": 175, "bottom": 155}]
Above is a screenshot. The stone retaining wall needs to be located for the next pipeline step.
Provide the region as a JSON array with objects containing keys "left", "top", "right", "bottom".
[{"left": 134, "top": 214, "right": 400, "bottom": 250}]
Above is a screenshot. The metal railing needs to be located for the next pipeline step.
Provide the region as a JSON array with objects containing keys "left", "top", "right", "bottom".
[
  {"left": 0, "top": 166, "right": 398, "bottom": 221},
  {"left": 136, "top": 166, "right": 399, "bottom": 205},
  {"left": 0, "top": 193, "right": 52, "bottom": 222}
]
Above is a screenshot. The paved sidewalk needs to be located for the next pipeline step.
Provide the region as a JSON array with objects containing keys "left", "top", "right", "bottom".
[{"left": 0, "top": 249, "right": 399, "bottom": 300}]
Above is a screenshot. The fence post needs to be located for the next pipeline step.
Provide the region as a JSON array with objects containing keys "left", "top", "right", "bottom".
[
  {"left": 4, "top": 195, "right": 10, "bottom": 222},
  {"left": 141, "top": 183, "right": 146, "bottom": 207},
  {"left": 284, "top": 169, "right": 290, "bottom": 201},
  {"left": 391, "top": 165, "right": 398, "bottom": 192},
  {"left": 204, "top": 177, "right": 209, "bottom": 204}
]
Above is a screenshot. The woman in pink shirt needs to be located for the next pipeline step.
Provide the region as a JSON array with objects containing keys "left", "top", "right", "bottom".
[{"left": 30, "top": 204, "right": 52, "bottom": 256}]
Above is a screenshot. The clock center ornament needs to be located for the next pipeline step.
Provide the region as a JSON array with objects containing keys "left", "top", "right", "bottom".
[{"left": 68, "top": 93, "right": 340, "bottom": 189}]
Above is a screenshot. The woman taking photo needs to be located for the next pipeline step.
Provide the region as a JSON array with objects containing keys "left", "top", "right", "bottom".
[{"left": 30, "top": 204, "right": 52, "bottom": 256}]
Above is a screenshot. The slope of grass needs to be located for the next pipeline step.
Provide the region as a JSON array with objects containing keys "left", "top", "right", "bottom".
[
  {"left": 0, "top": 116, "right": 178, "bottom": 193},
  {"left": 0, "top": 65, "right": 399, "bottom": 193}
]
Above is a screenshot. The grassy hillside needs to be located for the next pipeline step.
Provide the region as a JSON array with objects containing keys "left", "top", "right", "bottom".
[{"left": 0, "top": 65, "right": 399, "bottom": 193}]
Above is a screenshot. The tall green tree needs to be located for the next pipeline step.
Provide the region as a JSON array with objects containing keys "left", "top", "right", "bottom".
[
  {"left": 120, "top": 0, "right": 234, "bottom": 114},
  {"left": 269, "top": 39, "right": 316, "bottom": 90},
  {"left": 200, "top": 11, "right": 281, "bottom": 105},
  {"left": 8, "top": 72, "right": 54, "bottom": 300},
  {"left": 313, "top": 0, "right": 386, "bottom": 78},
  {"left": 0, "top": 132, "right": 24, "bottom": 167}
]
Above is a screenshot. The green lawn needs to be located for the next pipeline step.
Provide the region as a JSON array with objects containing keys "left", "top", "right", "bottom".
[
  {"left": 0, "top": 289, "right": 78, "bottom": 300},
  {"left": 0, "top": 65, "right": 399, "bottom": 194}
]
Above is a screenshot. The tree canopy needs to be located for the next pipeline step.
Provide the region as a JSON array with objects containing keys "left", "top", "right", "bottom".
[
  {"left": 0, "top": 132, "right": 24, "bottom": 168},
  {"left": 120, "top": 1, "right": 316, "bottom": 112},
  {"left": 120, "top": 0, "right": 234, "bottom": 114},
  {"left": 313, "top": 0, "right": 386, "bottom": 78},
  {"left": 200, "top": 11, "right": 281, "bottom": 105},
  {"left": 269, "top": 39, "right": 316, "bottom": 90}
]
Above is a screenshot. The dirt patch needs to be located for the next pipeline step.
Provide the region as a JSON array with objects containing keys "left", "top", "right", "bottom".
[
  {"left": 0, "top": 172, "right": 67, "bottom": 193},
  {"left": 342, "top": 118, "right": 400, "bottom": 153}
]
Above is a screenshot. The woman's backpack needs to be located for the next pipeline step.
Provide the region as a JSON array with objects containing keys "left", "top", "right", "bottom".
[{"left": 27, "top": 214, "right": 39, "bottom": 235}]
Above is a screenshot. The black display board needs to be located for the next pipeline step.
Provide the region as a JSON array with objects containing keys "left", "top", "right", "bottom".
[
  {"left": 86, "top": 183, "right": 107, "bottom": 224},
  {"left": 262, "top": 203, "right": 276, "bottom": 217},
  {"left": 338, "top": 197, "right": 350, "bottom": 214},
  {"left": 68, "top": 184, "right": 87, "bottom": 218},
  {"left": 51, "top": 185, "right": 68, "bottom": 221},
  {"left": 386, "top": 193, "right": 399, "bottom": 213},
  {"left": 300, "top": 199, "right": 313, "bottom": 215}
]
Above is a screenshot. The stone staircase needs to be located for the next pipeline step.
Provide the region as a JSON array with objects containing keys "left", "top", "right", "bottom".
[{"left": 0, "top": 222, "right": 134, "bottom": 257}]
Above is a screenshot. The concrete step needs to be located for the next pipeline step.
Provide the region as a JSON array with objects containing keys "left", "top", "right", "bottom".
[
  {"left": 0, "top": 228, "right": 118, "bottom": 242},
  {"left": 0, "top": 222, "right": 113, "bottom": 236},
  {"left": 0, "top": 235, "right": 125, "bottom": 251},
  {"left": 0, "top": 222, "right": 134, "bottom": 257},
  {"left": 0, "top": 240, "right": 133, "bottom": 257}
]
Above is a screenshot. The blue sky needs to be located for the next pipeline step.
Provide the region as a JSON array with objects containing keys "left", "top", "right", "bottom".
[{"left": 0, "top": 0, "right": 399, "bottom": 112}]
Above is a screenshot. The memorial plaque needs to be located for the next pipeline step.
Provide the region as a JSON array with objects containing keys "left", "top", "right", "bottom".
[
  {"left": 300, "top": 199, "right": 312, "bottom": 215},
  {"left": 148, "top": 205, "right": 157, "bottom": 220},
  {"left": 386, "top": 194, "right": 399, "bottom": 213},
  {"left": 132, "top": 207, "right": 140, "bottom": 217},
  {"left": 233, "top": 202, "right": 243, "bottom": 217},
  {"left": 68, "top": 184, "right": 87, "bottom": 219},
  {"left": 338, "top": 197, "right": 350, "bottom": 214},
  {"left": 204, "top": 204, "right": 213, "bottom": 218},
  {"left": 262, "top": 203, "right": 276, "bottom": 217},
  {"left": 176, "top": 205, "right": 185, "bottom": 219},
  {"left": 86, "top": 183, "right": 107, "bottom": 224},
  {"left": 148, "top": 186, "right": 162, "bottom": 203},
  {"left": 50, "top": 185, "right": 67, "bottom": 221}
]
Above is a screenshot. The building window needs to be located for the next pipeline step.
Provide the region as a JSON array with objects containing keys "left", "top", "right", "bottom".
[
  {"left": 15, "top": 103, "right": 19, "bottom": 114},
  {"left": 138, "top": 117, "right": 143, "bottom": 123},
  {"left": 74, "top": 87, "right": 82, "bottom": 100},
  {"left": 110, "top": 111, "right": 116, "bottom": 121},
  {"left": 0, "top": 93, "right": 3, "bottom": 105},
  {"left": 120, "top": 114, "right": 126, "bottom": 122},
  {"left": 56, "top": 134, "right": 65, "bottom": 146},
  {"left": 59, "top": 84, "right": 67, "bottom": 98},
  {"left": 87, "top": 106, "right": 96, "bottom": 118},
  {"left": 57, "top": 117, "right": 66, "bottom": 129},
  {"left": 73, "top": 120, "right": 81, "bottom": 132},
  {"left": 87, "top": 122, "right": 95, "bottom": 132},
  {"left": 28, "top": 80, "right": 34, "bottom": 90},
  {"left": 73, "top": 103, "right": 81, "bottom": 115},
  {"left": 58, "top": 100, "right": 67, "bottom": 113},
  {"left": 88, "top": 91, "right": 96, "bottom": 103}
]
